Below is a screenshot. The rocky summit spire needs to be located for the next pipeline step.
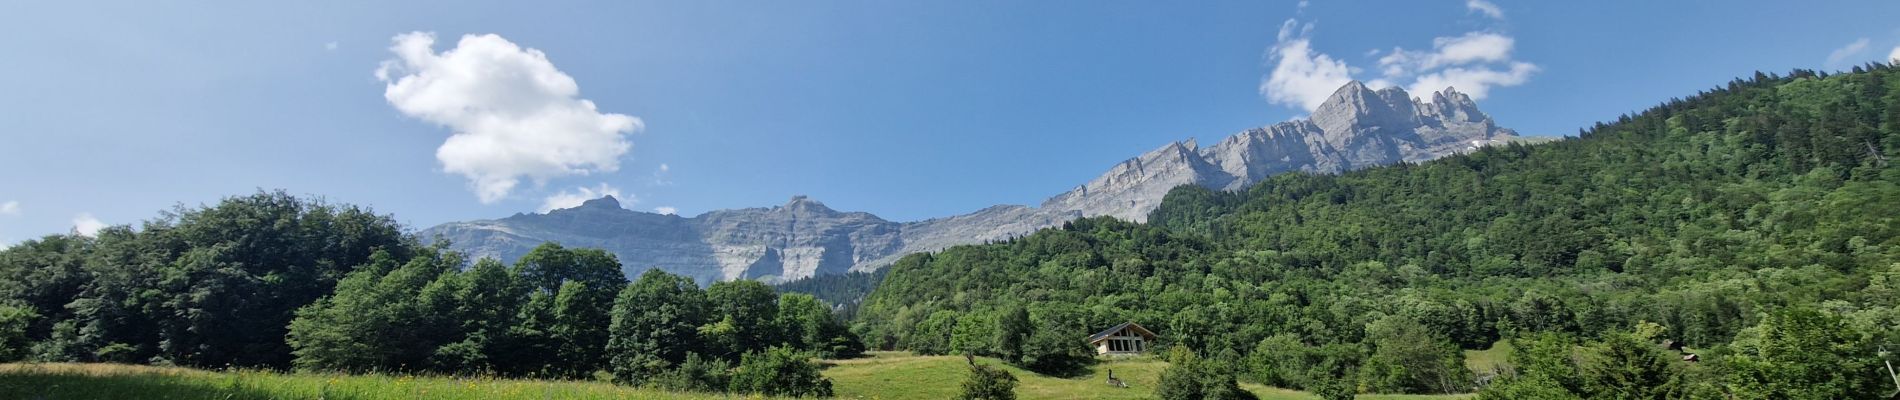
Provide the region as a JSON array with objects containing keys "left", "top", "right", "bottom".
[
  {"left": 781, "top": 195, "right": 840, "bottom": 217},
  {"left": 1422, "top": 86, "right": 1486, "bottom": 123},
  {"left": 578, "top": 195, "right": 622, "bottom": 210}
]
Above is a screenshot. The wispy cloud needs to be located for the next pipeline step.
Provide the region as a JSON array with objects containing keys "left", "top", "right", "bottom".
[
  {"left": 0, "top": 201, "right": 18, "bottom": 216},
  {"left": 1827, "top": 38, "right": 1872, "bottom": 67},
  {"left": 654, "top": 206, "right": 678, "bottom": 215},
  {"left": 377, "top": 32, "right": 643, "bottom": 203},
  {"left": 72, "top": 213, "right": 104, "bottom": 237},
  {"left": 324, "top": 41, "right": 338, "bottom": 51},
  {"left": 1466, "top": 0, "right": 1504, "bottom": 19}
]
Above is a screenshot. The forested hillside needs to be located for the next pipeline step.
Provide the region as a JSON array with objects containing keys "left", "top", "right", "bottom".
[
  {"left": 0, "top": 193, "right": 857, "bottom": 397},
  {"left": 856, "top": 65, "right": 1900, "bottom": 398}
]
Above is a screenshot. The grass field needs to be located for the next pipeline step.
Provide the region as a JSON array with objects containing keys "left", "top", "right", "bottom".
[
  {"left": 826, "top": 352, "right": 1471, "bottom": 400},
  {"left": 0, "top": 363, "right": 738, "bottom": 400},
  {"left": 1462, "top": 340, "right": 1514, "bottom": 375},
  {"left": 0, "top": 353, "right": 1477, "bottom": 399}
]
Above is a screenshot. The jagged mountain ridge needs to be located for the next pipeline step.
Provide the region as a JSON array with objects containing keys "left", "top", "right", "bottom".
[{"left": 422, "top": 82, "right": 1528, "bottom": 282}]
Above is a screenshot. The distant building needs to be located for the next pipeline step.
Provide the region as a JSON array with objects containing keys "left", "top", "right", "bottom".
[{"left": 1088, "top": 322, "right": 1156, "bottom": 356}]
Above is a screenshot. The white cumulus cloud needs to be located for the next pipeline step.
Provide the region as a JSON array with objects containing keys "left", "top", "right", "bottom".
[
  {"left": 1827, "top": 38, "right": 1872, "bottom": 67},
  {"left": 1466, "top": 0, "right": 1504, "bottom": 19},
  {"left": 377, "top": 32, "right": 643, "bottom": 203},
  {"left": 1890, "top": 45, "right": 1900, "bottom": 63},
  {"left": 1261, "top": 20, "right": 1356, "bottom": 111},
  {"left": 539, "top": 183, "right": 630, "bottom": 213},
  {"left": 654, "top": 206, "right": 678, "bottom": 215},
  {"left": 0, "top": 201, "right": 18, "bottom": 216},
  {"left": 72, "top": 213, "right": 104, "bottom": 237},
  {"left": 1262, "top": 3, "right": 1535, "bottom": 111}
]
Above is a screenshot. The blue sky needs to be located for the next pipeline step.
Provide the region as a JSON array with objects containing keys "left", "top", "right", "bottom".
[{"left": 3, "top": 1, "right": 1899, "bottom": 245}]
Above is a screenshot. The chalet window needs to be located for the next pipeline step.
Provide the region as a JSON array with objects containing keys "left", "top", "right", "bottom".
[{"left": 1090, "top": 322, "right": 1157, "bottom": 356}]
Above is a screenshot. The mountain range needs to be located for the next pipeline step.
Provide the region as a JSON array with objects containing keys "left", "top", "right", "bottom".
[{"left": 421, "top": 81, "right": 1534, "bottom": 283}]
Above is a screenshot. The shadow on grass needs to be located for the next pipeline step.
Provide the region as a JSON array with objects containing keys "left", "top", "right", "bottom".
[
  {"left": 1022, "top": 355, "right": 1098, "bottom": 379},
  {"left": 0, "top": 371, "right": 358, "bottom": 400},
  {"left": 1030, "top": 363, "right": 1095, "bottom": 379}
]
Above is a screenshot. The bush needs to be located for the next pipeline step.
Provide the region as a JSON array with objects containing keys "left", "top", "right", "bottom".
[
  {"left": 1357, "top": 316, "right": 1472, "bottom": 394},
  {"left": 648, "top": 352, "right": 730, "bottom": 393},
  {"left": 1156, "top": 347, "right": 1256, "bottom": 400},
  {"left": 958, "top": 362, "right": 1018, "bottom": 400},
  {"left": 825, "top": 333, "right": 867, "bottom": 359},
  {"left": 1477, "top": 374, "right": 1582, "bottom": 400},
  {"left": 728, "top": 347, "right": 833, "bottom": 398},
  {"left": 0, "top": 304, "right": 35, "bottom": 362},
  {"left": 1247, "top": 334, "right": 1308, "bottom": 388}
]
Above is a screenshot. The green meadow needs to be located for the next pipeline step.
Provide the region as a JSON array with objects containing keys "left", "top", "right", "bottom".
[{"left": 1, "top": 352, "right": 1477, "bottom": 400}]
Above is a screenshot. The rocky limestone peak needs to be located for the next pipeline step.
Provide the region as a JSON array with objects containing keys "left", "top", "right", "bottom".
[
  {"left": 1375, "top": 87, "right": 1414, "bottom": 111},
  {"left": 1310, "top": 81, "right": 1418, "bottom": 146},
  {"left": 1433, "top": 86, "right": 1474, "bottom": 105},
  {"left": 780, "top": 195, "right": 840, "bottom": 216},
  {"left": 1421, "top": 86, "right": 1486, "bottom": 123},
  {"left": 577, "top": 195, "right": 622, "bottom": 210}
]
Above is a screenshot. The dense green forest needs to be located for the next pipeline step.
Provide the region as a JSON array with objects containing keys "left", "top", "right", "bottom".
[
  {"left": 775, "top": 269, "right": 885, "bottom": 318},
  {"left": 856, "top": 64, "right": 1900, "bottom": 399},
  {"left": 0, "top": 192, "right": 857, "bottom": 397},
  {"left": 4, "top": 65, "right": 1899, "bottom": 399}
]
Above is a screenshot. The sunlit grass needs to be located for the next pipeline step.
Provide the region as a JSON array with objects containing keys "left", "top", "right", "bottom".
[
  {"left": 1463, "top": 339, "right": 1514, "bottom": 375},
  {"left": 0, "top": 363, "right": 749, "bottom": 400},
  {"left": 2, "top": 354, "right": 1476, "bottom": 400},
  {"left": 824, "top": 351, "right": 1472, "bottom": 400}
]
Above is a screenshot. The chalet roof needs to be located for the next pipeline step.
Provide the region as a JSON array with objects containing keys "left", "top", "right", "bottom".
[{"left": 1087, "top": 322, "right": 1156, "bottom": 343}]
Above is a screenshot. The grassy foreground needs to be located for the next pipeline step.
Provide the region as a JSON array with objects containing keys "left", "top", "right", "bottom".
[
  {"left": 0, "top": 363, "right": 739, "bottom": 400},
  {"left": 0, "top": 353, "right": 1475, "bottom": 400},
  {"left": 827, "top": 352, "right": 1470, "bottom": 400}
]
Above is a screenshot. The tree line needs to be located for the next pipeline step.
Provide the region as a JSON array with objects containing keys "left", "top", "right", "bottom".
[{"left": 0, "top": 192, "right": 859, "bottom": 397}]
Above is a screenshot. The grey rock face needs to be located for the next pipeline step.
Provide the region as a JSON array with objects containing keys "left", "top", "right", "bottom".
[
  {"left": 421, "top": 82, "right": 1523, "bottom": 282},
  {"left": 426, "top": 195, "right": 907, "bottom": 284},
  {"left": 1041, "top": 83, "right": 1519, "bottom": 222}
]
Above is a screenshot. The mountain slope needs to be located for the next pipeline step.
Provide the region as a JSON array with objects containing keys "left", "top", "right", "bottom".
[
  {"left": 856, "top": 67, "right": 1900, "bottom": 397},
  {"left": 424, "top": 83, "right": 1525, "bottom": 282}
]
